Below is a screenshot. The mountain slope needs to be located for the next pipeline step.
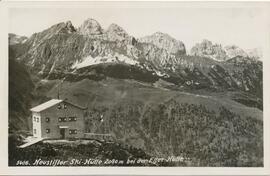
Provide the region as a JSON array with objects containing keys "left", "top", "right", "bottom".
[
  {"left": 139, "top": 32, "right": 186, "bottom": 55},
  {"left": 9, "top": 46, "right": 34, "bottom": 131},
  {"left": 190, "top": 39, "right": 262, "bottom": 61},
  {"left": 35, "top": 77, "right": 263, "bottom": 166},
  {"left": 9, "top": 33, "right": 28, "bottom": 45},
  {"left": 10, "top": 19, "right": 262, "bottom": 101},
  {"left": 13, "top": 19, "right": 187, "bottom": 76}
]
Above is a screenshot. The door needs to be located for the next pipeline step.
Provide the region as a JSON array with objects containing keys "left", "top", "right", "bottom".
[{"left": 60, "top": 128, "right": 65, "bottom": 139}]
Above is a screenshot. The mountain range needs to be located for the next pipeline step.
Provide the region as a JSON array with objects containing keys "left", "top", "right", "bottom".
[
  {"left": 9, "top": 18, "right": 262, "bottom": 97},
  {"left": 190, "top": 39, "right": 262, "bottom": 61},
  {"left": 8, "top": 18, "right": 263, "bottom": 166}
]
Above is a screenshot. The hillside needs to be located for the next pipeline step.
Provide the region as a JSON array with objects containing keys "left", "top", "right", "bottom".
[
  {"left": 9, "top": 137, "right": 173, "bottom": 166},
  {"left": 9, "top": 18, "right": 262, "bottom": 100},
  {"left": 9, "top": 46, "right": 34, "bottom": 132},
  {"left": 28, "top": 77, "right": 262, "bottom": 166}
]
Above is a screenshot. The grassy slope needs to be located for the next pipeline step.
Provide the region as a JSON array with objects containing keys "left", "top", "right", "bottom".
[
  {"left": 32, "top": 78, "right": 263, "bottom": 166},
  {"left": 46, "top": 78, "right": 262, "bottom": 121}
]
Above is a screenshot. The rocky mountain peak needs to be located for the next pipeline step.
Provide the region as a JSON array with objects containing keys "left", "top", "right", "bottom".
[
  {"left": 107, "top": 23, "right": 127, "bottom": 35},
  {"left": 106, "top": 23, "right": 129, "bottom": 41},
  {"left": 65, "top": 20, "right": 76, "bottom": 33},
  {"left": 224, "top": 45, "right": 248, "bottom": 58},
  {"left": 32, "top": 21, "right": 76, "bottom": 36},
  {"left": 10, "top": 19, "right": 263, "bottom": 103},
  {"left": 190, "top": 40, "right": 227, "bottom": 61},
  {"left": 78, "top": 18, "right": 103, "bottom": 35},
  {"left": 190, "top": 40, "right": 255, "bottom": 61},
  {"left": 246, "top": 48, "right": 262, "bottom": 60},
  {"left": 152, "top": 31, "right": 180, "bottom": 39},
  {"left": 25, "top": 21, "right": 76, "bottom": 45},
  {"left": 139, "top": 32, "right": 186, "bottom": 55},
  {"left": 51, "top": 21, "right": 76, "bottom": 34},
  {"left": 201, "top": 39, "right": 213, "bottom": 47},
  {"left": 153, "top": 31, "right": 168, "bottom": 37}
]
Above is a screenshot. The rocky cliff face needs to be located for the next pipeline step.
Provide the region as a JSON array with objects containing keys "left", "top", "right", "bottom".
[
  {"left": 15, "top": 19, "right": 183, "bottom": 75},
  {"left": 10, "top": 18, "right": 262, "bottom": 99},
  {"left": 139, "top": 32, "right": 186, "bottom": 55},
  {"left": 106, "top": 23, "right": 129, "bottom": 41},
  {"left": 78, "top": 18, "right": 103, "bottom": 35},
  {"left": 190, "top": 39, "right": 227, "bottom": 61},
  {"left": 190, "top": 39, "right": 261, "bottom": 62},
  {"left": 224, "top": 45, "right": 248, "bottom": 58}
]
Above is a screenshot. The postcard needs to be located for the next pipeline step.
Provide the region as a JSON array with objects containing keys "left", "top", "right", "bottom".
[{"left": 0, "top": 1, "right": 270, "bottom": 175}]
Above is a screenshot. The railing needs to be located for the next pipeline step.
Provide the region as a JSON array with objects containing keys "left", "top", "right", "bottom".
[{"left": 83, "top": 133, "right": 115, "bottom": 142}]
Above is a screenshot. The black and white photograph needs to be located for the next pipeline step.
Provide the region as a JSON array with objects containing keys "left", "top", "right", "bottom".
[{"left": 1, "top": 0, "right": 270, "bottom": 175}]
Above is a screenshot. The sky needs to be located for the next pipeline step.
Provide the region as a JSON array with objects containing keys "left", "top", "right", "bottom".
[{"left": 8, "top": 3, "right": 270, "bottom": 51}]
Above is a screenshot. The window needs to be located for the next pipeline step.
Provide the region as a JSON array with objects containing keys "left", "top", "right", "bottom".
[
  {"left": 46, "top": 129, "right": 50, "bottom": 133},
  {"left": 69, "top": 129, "right": 77, "bottom": 134},
  {"left": 33, "top": 129, "right": 36, "bottom": 134},
  {"left": 69, "top": 117, "right": 77, "bottom": 122},
  {"left": 36, "top": 117, "right": 39, "bottom": 123},
  {"left": 57, "top": 104, "right": 68, "bottom": 109},
  {"left": 33, "top": 116, "right": 36, "bottom": 122},
  {"left": 46, "top": 117, "right": 50, "bottom": 122},
  {"left": 58, "top": 117, "right": 67, "bottom": 122}
]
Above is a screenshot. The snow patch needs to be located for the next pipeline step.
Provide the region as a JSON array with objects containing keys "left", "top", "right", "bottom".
[
  {"left": 22, "top": 38, "right": 27, "bottom": 43},
  {"left": 40, "top": 79, "right": 49, "bottom": 83},
  {"left": 208, "top": 55, "right": 225, "bottom": 62},
  {"left": 72, "top": 53, "right": 139, "bottom": 69},
  {"left": 154, "top": 70, "right": 167, "bottom": 77}
]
